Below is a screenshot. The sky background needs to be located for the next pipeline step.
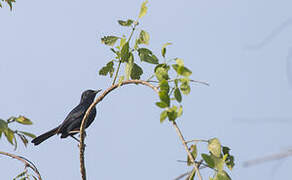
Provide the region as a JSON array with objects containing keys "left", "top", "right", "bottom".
[{"left": 1, "top": 0, "right": 292, "bottom": 179}]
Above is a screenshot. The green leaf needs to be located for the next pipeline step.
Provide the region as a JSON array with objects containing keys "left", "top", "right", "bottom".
[
  {"left": 208, "top": 138, "right": 222, "bottom": 157},
  {"left": 15, "top": 116, "right": 33, "bottom": 125},
  {"left": 172, "top": 64, "right": 192, "bottom": 77},
  {"left": 13, "top": 171, "right": 26, "bottom": 179},
  {"left": 138, "top": 30, "right": 150, "bottom": 45},
  {"left": 0, "top": 2, "right": 2, "bottom": 8},
  {"left": 160, "top": 110, "right": 168, "bottom": 123},
  {"left": 121, "top": 42, "right": 130, "bottom": 62},
  {"left": 138, "top": 48, "right": 159, "bottom": 64},
  {"left": 154, "top": 63, "right": 170, "bottom": 73},
  {"left": 118, "top": 76, "right": 124, "bottom": 86},
  {"left": 130, "top": 63, "right": 143, "bottom": 80},
  {"left": 187, "top": 144, "right": 197, "bottom": 166},
  {"left": 99, "top": 61, "right": 115, "bottom": 77},
  {"left": 101, "top": 36, "right": 119, "bottom": 46},
  {"left": 125, "top": 53, "right": 134, "bottom": 80},
  {"left": 118, "top": 19, "right": 134, "bottom": 26},
  {"left": 155, "top": 67, "right": 169, "bottom": 81},
  {"left": 19, "top": 131, "right": 36, "bottom": 138},
  {"left": 211, "top": 154, "right": 225, "bottom": 171},
  {"left": 177, "top": 106, "right": 183, "bottom": 117},
  {"left": 119, "top": 37, "right": 127, "bottom": 49},
  {"left": 4, "top": 128, "right": 14, "bottom": 145},
  {"left": 174, "top": 88, "right": 182, "bottom": 102},
  {"left": 159, "top": 91, "right": 170, "bottom": 107},
  {"left": 138, "top": 0, "right": 148, "bottom": 18},
  {"left": 156, "top": 102, "right": 168, "bottom": 108},
  {"left": 202, "top": 154, "right": 215, "bottom": 168},
  {"left": 159, "top": 80, "right": 169, "bottom": 93},
  {"left": 176, "top": 58, "right": 184, "bottom": 66},
  {"left": 226, "top": 155, "right": 235, "bottom": 170},
  {"left": 161, "top": 43, "right": 172, "bottom": 58},
  {"left": 214, "top": 170, "right": 231, "bottom": 180},
  {"left": 167, "top": 106, "right": 178, "bottom": 121},
  {"left": 180, "top": 78, "right": 191, "bottom": 95},
  {"left": 17, "top": 134, "right": 28, "bottom": 147},
  {"left": 0, "top": 119, "right": 8, "bottom": 131}
]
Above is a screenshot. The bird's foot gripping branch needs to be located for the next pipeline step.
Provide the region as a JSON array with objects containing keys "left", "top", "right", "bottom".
[{"left": 79, "top": 1, "right": 235, "bottom": 180}]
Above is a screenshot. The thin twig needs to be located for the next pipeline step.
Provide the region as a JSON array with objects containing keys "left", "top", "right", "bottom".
[
  {"left": 112, "top": 61, "right": 121, "bottom": 85},
  {"left": 0, "top": 151, "right": 42, "bottom": 180},
  {"left": 79, "top": 80, "right": 158, "bottom": 180},
  {"left": 243, "top": 149, "right": 292, "bottom": 167},
  {"left": 172, "top": 121, "right": 203, "bottom": 180},
  {"left": 185, "top": 139, "right": 209, "bottom": 144},
  {"left": 147, "top": 79, "right": 210, "bottom": 86}
]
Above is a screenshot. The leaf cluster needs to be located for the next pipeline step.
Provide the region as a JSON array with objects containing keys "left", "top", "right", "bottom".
[{"left": 0, "top": 116, "right": 36, "bottom": 150}]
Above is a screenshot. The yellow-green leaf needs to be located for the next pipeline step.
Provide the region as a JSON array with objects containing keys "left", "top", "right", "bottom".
[
  {"left": 15, "top": 116, "right": 33, "bottom": 125},
  {"left": 138, "top": 0, "right": 148, "bottom": 18}
]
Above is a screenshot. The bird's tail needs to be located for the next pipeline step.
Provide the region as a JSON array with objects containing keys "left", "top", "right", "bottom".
[{"left": 31, "top": 127, "right": 58, "bottom": 145}]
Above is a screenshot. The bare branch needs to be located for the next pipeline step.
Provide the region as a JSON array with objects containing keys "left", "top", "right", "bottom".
[
  {"left": 0, "top": 151, "right": 42, "bottom": 180},
  {"left": 243, "top": 149, "right": 292, "bottom": 167}
]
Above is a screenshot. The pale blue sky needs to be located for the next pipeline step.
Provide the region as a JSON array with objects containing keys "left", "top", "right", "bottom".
[{"left": 1, "top": 0, "right": 292, "bottom": 179}]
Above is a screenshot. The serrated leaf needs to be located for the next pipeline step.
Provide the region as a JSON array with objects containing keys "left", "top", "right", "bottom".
[
  {"left": 4, "top": 128, "right": 14, "bottom": 145},
  {"left": 161, "top": 43, "right": 172, "bottom": 58},
  {"left": 174, "top": 88, "right": 182, "bottom": 102},
  {"left": 138, "top": 30, "right": 150, "bottom": 45},
  {"left": 138, "top": 0, "right": 148, "bottom": 18},
  {"left": 187, "top": 144, "right": 197, "bottom": 166},
  {"left": 101, "top": 36, "right": 119, "bottom": 46},
  {"left": 15, "top": 116, "right": 32, "bottom": 125},
  {"left": 138, "top": 48, "right": 159, "bottom": 64},
  {"left": 131, "top": 63, "right": 143, "bottom": 80},
  {"left": 202, "top": 154, "right": 215, "bottom": 168},
  {"left": 155, "top": 67, "right": 169, "bottom": 81},
  {"left": 159, "top": 80, "right": 169, "bottom": 93},
  {"left": 208, "top": 138, "right": 222, "bottom": 157},
  {"left": 19, "top": 131, "right": 36, "bottom": 138},
  {"left": 156, "top": 102, "right": 168, "bottom": 108},
  {"left": 159, "top": 91, "right": 170, "bottom": 107},
  {"left": 121, "top": 42, "right": 130, "bottom": 62},
  {"left": 120, "top": 37, "right": 127, "bottom": 49},
  {"left": 160, "top": 110, "right": 168, "bottom": 123},
  {"left": 118, "top": 19, "right": 134, "bottom": 26}
]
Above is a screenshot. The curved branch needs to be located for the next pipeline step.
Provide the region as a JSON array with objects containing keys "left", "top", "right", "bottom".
[
  {"left": 79, "top": 79, "right": 202, "bottom": 180},
  {"left": 79, "top": 80, "right": 158, "bottom": 180},
  {"left": 0, "top": 151, "right": 42, "bottom": 180}
]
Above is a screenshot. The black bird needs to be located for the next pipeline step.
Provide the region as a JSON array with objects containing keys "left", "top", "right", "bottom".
[{"left": 31, "top": 89, "right": 101, "bottom": 145}]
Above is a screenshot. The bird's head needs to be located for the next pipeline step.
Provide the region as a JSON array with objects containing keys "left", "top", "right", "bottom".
[{"left": 80, "top": 89, "right": 102, "bottom": 104}]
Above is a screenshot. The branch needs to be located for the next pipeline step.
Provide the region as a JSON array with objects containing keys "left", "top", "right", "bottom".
[
  {"left": 172, "top": 121, "right": 203, "bottom": 180},
  {"left": 79, "top": 80, "right": 158, "bottom": 180},
  {"left": 0, "top": 151, "right": 42, "bottom": 180},
  {"left": 243, "top": 149, "right": 292, "bottom": 167}
]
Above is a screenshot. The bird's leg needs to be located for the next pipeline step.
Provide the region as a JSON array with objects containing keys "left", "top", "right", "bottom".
[{"left": 70, "top": 135, "right": 80, "bottom": 143}]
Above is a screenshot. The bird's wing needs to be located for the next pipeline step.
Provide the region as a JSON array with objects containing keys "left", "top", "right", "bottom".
[{"left": 57, "top": 103, "right": 87, "bottom": 134}]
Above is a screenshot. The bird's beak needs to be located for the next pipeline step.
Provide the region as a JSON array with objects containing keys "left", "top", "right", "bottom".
[{"left": 94, "top": 89, "right": 102, "bottom": 94}]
